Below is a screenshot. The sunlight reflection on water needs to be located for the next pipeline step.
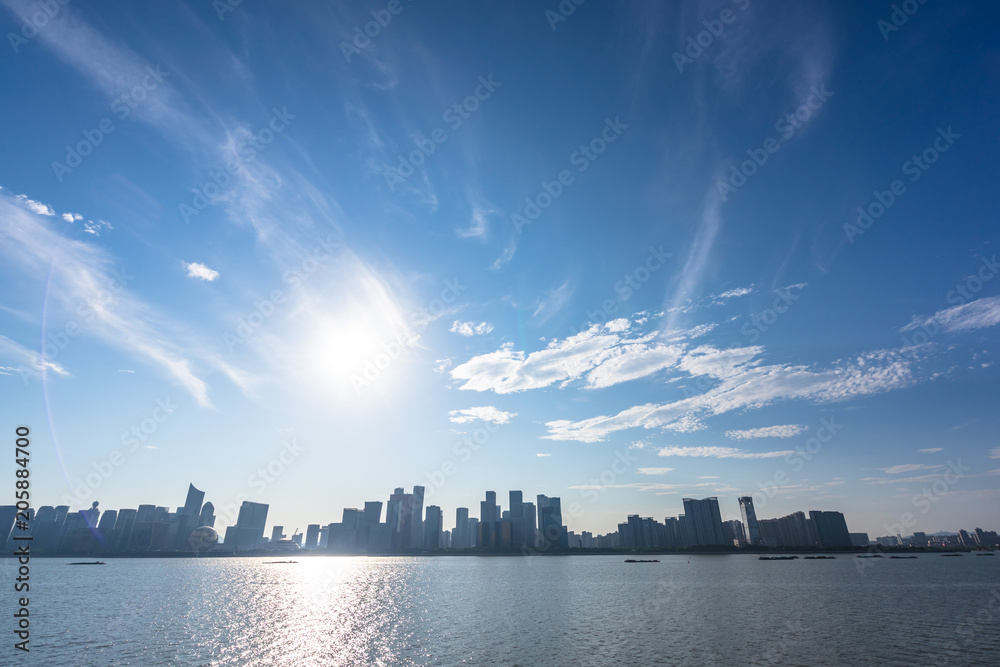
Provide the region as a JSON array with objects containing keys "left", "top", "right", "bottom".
[{"left": 13, "top": 554, "right": 1000, "bottom": 665}]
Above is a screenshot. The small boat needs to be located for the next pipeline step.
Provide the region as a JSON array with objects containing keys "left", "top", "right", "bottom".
[
  {"left": 68, "top": 561, "right": 105, "bottom": 565},
  {"left": 264, "top": 560, "right": 297, "bottom": 564},
  {"left": 624, "top": 559, "right": 660, "bottom": 563},
  {"left": 890, "top": 556, "right": 917, "bottom": 559},
  {"left": 759, "top": 556, "right": 798, "bottom": 560},
  {"left": 975, "top": 552, "right": 995, "bottom": 556},
  {"left": 804, "top": 556, "right": 836, "bottom": 559},
  {"left": 941, "top": 553, "right": 963, "bottom": 557},
  {"left": 856, "top": 555, "right": 883, "bottom": 559}
]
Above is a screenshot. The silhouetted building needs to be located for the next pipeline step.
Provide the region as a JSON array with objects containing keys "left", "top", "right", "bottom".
[
  {"left": 424, "top": 505, "right": 442, "bottom": 549},
  {"left": 537, "top": 495, "right": 566, "bottom": 549},
  {"left": 739, "top": 496, "right": 762, "bottom": 546},
  {"left": 809, "top": 510, "right": 851, "bottom": 548},
  {"left": 479, "top": 491, "right": 498, "bottom": 548},
  {"left": 454, "top": 508, "right": 470, "bottom": 549},
  {"left": 182, "top": 484, "right": 205, "bottom": 517},
  {"left": 682, "top": 497, "right": 725, "bottom": 546},
  {"left": 223, "top": 501, "right": 269, "bottom": 551},
  {"left": 305, "top": 524, "right": 320, "bottom": 549}
]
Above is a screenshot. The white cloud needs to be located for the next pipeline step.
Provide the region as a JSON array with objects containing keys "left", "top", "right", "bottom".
[
  {"left": 532, "top": 280, "right": 574, "bottom": 324},
  {"left": 62, "top": 212, "right": 83, "bottom": 223},
  {"left": 637, "top": 467, "right": 674, "bottom": 475},
  {"left": 448, "top": 406, "right": 517, "bottom": 425},
  {"left": 715, "top": 286, "right": 754, "bottom": 300},
  {"left": 14, "top": 194, "right": 55, "bottom": 216},
  {"left": 880, "top": 463, "right": 940, "bottom": 474},
  {"left": 186, "top": 262, "right": 220, "bottom": 281},
  {"left": 918, "top": 447, "right": 943, "bottom": 453},
  {"left": 0, "top": 193, "right": 227, "bottom": 406},
  {"left": 456, "top": 207, "right": 491, "bottom": 239},
  {"left": 545, "top": 345, "right": 914, "bottom": 442},
  {"left": 725, "top": 424, "right": 807, "bottom": 440},
  {"left": 657, "top": 446, "right": 794, "bottom": 459},
  {"left": 536, "top": 453, "right": 551, "bottom": 457},
  {"left": 450, "top": 317, "right": 683, "bottom": 394},
  {"left": 990, "top": 447, "right": 1000, "bottom": 459},
  {"left": 0, "top": 334, "right": 69, "bottom": 379},
  {"left": 450, "top": 321, "right": 493, "bottom": 336},
  {"left": 83, "top": 219, "right": 113, "bottom": 236},
  {"left": 902, "top": 296, "right": 1000, "bottom": 334}
]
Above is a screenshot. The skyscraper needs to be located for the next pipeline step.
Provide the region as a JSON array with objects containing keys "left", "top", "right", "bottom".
[
  {"left": 536, "top": 495, "right": 566, "bottom": 549},
  {"left": 739, "top": 496, "right": 762, "bottom": 546},
  {"left": 182, "top": 484, "right": 205, "bottom": 516},
  {"left": 305, "top": 524, "right": 320, "bottom": 549},
  {"left": 224, "top": 501, "right": 269, "bottom": 551},
  {"left": 682, "top": 497, "right": 725, "bottom": 546},
  {"left": 809, "top": 510, "right": 852, "bottom": 548},
  {"left": 424, "top": 505, "right": 442, "bottom": 549},
  {"left": 454, "top": 507, "right": 469, "bottom": 549},
  {"left": 409, "top": 486, "right": 425, "bottom": 549},
  {"left": 479, "top": 491, "right": 498, "bottom": 548},
  {"left": 199, "top": 502, "right": 216, "bottom": 528},
  {"left": 509, "top": 491, "right": 525, "bottom": 547}
]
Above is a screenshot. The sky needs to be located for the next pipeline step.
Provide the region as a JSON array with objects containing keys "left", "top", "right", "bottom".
[{"left": 1, "top": 0, "right": 999, "bottom": 540}]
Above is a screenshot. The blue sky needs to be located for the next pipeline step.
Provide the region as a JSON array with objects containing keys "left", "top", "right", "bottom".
[{"left": 1, "top": 0, "right": 998, "bottom": 539}]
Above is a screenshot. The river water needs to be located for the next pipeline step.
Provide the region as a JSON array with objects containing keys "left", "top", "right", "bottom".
[{"left": 5, "top": 553, "right": 999, "bottom": 665}]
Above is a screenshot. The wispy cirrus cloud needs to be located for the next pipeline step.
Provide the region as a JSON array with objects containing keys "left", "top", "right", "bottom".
[
  {"left": 545, "top": 346, "right": 915, "bottom": 442},
  {"left": 0, "top": 192, "right": 241, "bottom": 407},
  {"left": 918, "top": 447, "right": 943, "bottom": 453},
  {"left": 879, "top": 463, "right": 941, "bottom": 474},
  {"left": 902, "top": 296, "right": 1000, "bottom": 334},
  {"left": 637, "top": 467, "right": 674, "bottom": 475},
  {"left": 657, "top": 446, "right": 794, "bottom": 459},
  {"left": 725, "top": 424, "right": 807, "bottom": 440}
]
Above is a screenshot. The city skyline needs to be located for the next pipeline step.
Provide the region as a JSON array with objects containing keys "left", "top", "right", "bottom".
[
  {"left": 1, "top": 1, "right": 999, "bottom": 540},
  {"left": 7, "top": 480, "right": 998, "bottom": 555}
]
